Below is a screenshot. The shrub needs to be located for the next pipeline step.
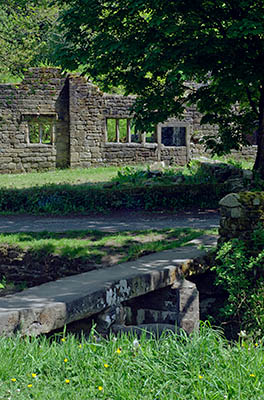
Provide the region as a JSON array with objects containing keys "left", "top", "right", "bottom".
[
  {"left": 0, "top": 182, "right": 230, "bottom": 215},
  {"left": 213, "top": 226, "right": 264, "bottom": 338}
]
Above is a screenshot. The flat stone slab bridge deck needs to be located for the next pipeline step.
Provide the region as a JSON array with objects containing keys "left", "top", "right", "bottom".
[{"left": 0, "top": 235, "right": 217, "bottom": 336}]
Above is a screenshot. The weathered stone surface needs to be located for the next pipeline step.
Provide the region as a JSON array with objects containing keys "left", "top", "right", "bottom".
[
  {"left": 219, "top": 193, "right": 241, "bottom": 208},
  {"left": 0, "top": 246, "right": 205, "bottom": 336},
  {"left": 219, "top": 191, "right": 264, "bottom": 243},
  {"left": 123, "top": 276, "right": 199, "bottom": 334}
]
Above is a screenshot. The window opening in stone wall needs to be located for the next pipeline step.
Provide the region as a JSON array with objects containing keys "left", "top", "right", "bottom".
[
  {"left": 29, "top": 122, "right": 53, "bottom": 144},
  {"left": 106, "top": 118, "right": 138, "bottom": 143},
  {"left": 161, "top": 126, "right": 186, "bottom": 146},
  {"left": 24, "top": 116, "right": 56, "bottom": 145},
  {"left": 145, "top": 131, "right": 156, "bottom": 143}
]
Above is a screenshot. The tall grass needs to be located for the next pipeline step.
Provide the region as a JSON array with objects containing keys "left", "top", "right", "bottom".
[{"left": 0, "top": 325, "right": 263, "bottom": 400}]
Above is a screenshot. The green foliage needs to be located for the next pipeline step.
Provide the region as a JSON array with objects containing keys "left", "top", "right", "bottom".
[
  {"left": 57, "top": 0, "right": 264, "bottom": 176},
  {"left": 0, "top": 276, "right": 7, "bottom": 289},
  {"left": 0, "top": 182, "right": 229, "bottom": 215},
  {"left": 0, "top": 325, "right": 264, "bottom": 399},
  {"left": 113, "top": 162, "right": 217, "bottom": 186},
  {"left": 0, "top": 0, "right": 62, "bottom": 79},
  {"left": 106, "top": 119, "right": 136, "bottom": 142},
  {"left": 214, "top": 227, "right": 264, "bottom": 337}
]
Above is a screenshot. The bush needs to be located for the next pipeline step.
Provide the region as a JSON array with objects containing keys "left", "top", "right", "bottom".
[
  {"left": 213, "top": 226, "right": 264, "bottom": 338},
  {"left": 0, "top": 182, "right": 230, "bottom": 215}
]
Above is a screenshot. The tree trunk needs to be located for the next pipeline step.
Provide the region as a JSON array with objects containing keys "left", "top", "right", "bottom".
[
  {"left": 253, "top": 122, "right": 264, "bottom": 179},
  {"left": 253, "top": 87, "right": 264, "bottom": 179}
]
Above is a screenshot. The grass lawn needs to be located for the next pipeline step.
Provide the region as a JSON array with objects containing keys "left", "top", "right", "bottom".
[
  {"left": 0, "top": 166, "right": 127, "bottom": 189},
  {"left": 0, "top": 325, "right": 263, "bottom": 400},
  {"left": 0, "top": 157, "right": 254, "bottom": 190}
]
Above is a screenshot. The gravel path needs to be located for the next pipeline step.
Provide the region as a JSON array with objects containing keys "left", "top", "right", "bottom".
[{"left": 0, "top": 210, "right": 219, "bottom": 232}]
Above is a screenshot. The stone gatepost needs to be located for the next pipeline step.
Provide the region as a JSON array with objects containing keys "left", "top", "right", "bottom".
[{"left": 219, "top": 192, "right": 264, "bottom": 243}]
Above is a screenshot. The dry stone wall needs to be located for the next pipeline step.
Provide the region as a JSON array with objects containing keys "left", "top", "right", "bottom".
[
  {"left": 219, "top": 192, "right": 264, "bottom": 242},
  {"left": 0, "top": 67, "right": 258, "bottom": 173}
]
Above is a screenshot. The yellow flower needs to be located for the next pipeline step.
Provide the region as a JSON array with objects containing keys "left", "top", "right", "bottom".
[
  {"left": 98, "top": 386, "right": 103, "bottom": 391},
  {"left": 11, "top": 378, "right": 16, "bottom": 382},
  {"left": 64, "top": 358, "right": 68, "bottom": 363},
  {"left": 104, "top": 363, "right": 109, "bottom": 368},
  {"left": 65, "top": 379, "right": 70, "bottom": 384},
  {"left": 255, "top": 343, "right": 259, "bottom": 347},
  {"left": 31, "top": 373, "right": 37, "bottom": 378},
  {"left": 27, "top": 384, "right": 33, "bottom": 388},
  {"left": 116, "top": 348, "right": 121, "bottom": 354},
  {"left": 79, "top": 344, "right": 82, "bottom": 348},
  {"left": 61, "top": 338, "right": 66, "bottom": 342},
  {"left": 199, "top": 375, "right": 203, "bottom": 379},
  {"left": 250, "top": 374, "right": 256, "bottom": 377}
]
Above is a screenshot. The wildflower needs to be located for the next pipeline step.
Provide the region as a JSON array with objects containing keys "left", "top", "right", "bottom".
[
  {"left": 199, "top": 375, "right": 203, "bottom": 379},
  {"left": 64, "top": 358, "right": 68, "bottom": 363},
  {"left": 98, "top": 386, "right": 103, "bottom": 391},
  {"left": 65, "top": 379, "right": 70, "bottom": 384},
  {"left": 250, "top": 374, "right": 256, "bottom": 377},
  {"left": 61, "top": 338, "right": 66, "bottom": 342},
  {"left": 27, "top": 384, "right": 33, "bottom": 388},
  {"left": 255, "top": 343, "right": 259, "bottom": 347},
  {"left": 11, "top": 378, "right": 16, "bottom": 382},
  {"left": 79, "top": 344, "right": 82, "bottom": 349},
  {"left": 104, "top": 363, "right": 109, "bottom": 368},
  {"left": 238, "top": 330, "right": 247, "bottom": 338},
  {"left": 116, "top": 348, "right": 122, "bottom": 354},
  {"left": 31, "top": 373, "right": 37, "bottom": 378},
  {"left": 133, "top": 339, "right": 140, "bottom": 349}
]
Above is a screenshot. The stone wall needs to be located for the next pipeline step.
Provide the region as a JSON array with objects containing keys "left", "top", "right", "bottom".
[
  {"left": 219, "top": 192, "right": 264, "bottom": 242},
  {"left": 0, "top": 67, "right": 258, "bottom": 173},
  {"left": 0, "top": 68, "right": 69, "bottom": 173}
]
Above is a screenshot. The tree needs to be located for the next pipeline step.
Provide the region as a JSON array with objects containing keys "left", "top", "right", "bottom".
[
  {"left": 57, "top": 0, "right": 264, "bottom": 176},
  {"left": 0, "top": 0, "right": 61, "bottom": 79}
]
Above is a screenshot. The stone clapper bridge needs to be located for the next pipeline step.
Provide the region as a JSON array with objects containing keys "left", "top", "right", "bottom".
[{"left": 0, "top": 216, "right": 218, "bottom": 337}]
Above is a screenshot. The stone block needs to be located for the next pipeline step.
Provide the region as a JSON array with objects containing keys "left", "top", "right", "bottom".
[
  {"left": 230, "top": 207, "right": 241, "bottom": 218},
  {"left": 219, "top": 193, "right": 240, "bottom": 208}
]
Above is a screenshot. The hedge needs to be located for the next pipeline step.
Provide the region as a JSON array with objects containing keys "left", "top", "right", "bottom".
[{"left": 0, "top": 182, "right": 230, "bottom": 215}]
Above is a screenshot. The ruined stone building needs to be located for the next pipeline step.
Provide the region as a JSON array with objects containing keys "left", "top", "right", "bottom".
[{"left": 0, "top": 68, "right": 257, "bottom": 173}]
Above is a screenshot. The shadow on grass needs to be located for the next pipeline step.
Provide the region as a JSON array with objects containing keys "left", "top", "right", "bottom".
[{"left": 0, "top": 228, "right": 203, "bottom": 261}]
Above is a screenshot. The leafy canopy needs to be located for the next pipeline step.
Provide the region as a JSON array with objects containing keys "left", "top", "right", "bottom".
[
  {"left": 0, "top": 0, "right": 61, "bottom": 79},
  {"left": 58, "top": 1, "right": 264, "bottom": 168}
]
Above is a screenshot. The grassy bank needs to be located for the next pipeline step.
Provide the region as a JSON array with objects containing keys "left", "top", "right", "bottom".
[
  {"left": 0, "top": 325, "right": 263, "bottom": 400},
  {"left": 0, "top": 227, "right": 212, "bottom": 293}
]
